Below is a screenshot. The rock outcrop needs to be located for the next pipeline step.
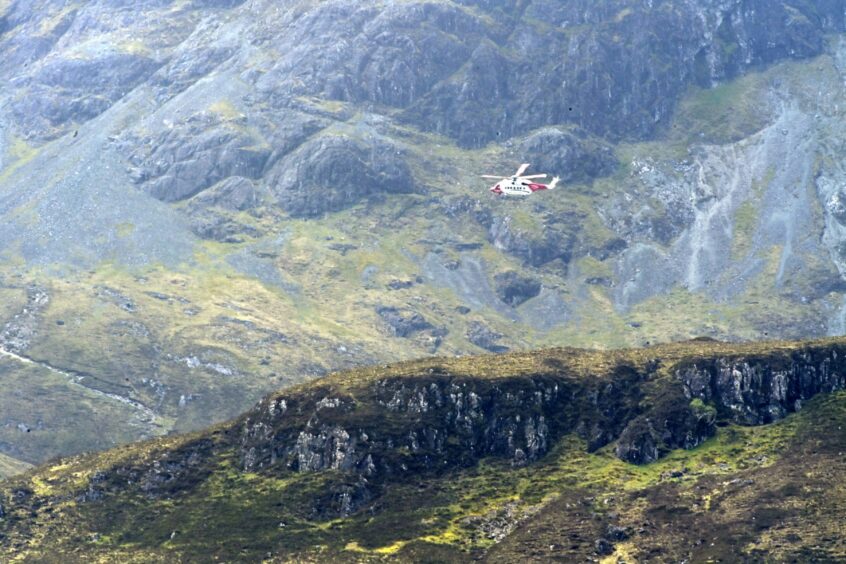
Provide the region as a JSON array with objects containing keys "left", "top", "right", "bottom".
[
  {"left": 376, "top": 306, "right": 436, "bottom": 338},
  {"left": 615, "top": 344, "right": 846, "bottom": 463},
  {"left": 466, "top": 321, "right": 509, "bottom": 353},
  {"left": 235, "top": 341, "right": 846, "bottom": 489},
  {"left": 487, "top": 214, "right": 576, "bottom": 268},
  {"left": 518, "top": 128, "right": 617, "bottom": 184},
  {"left": 677, "top": 348, "right": 846, "bottom": 425},
  {"left": 267, "top": 135, "right": 416, "bottom": 217},
  {"left": 12, "top": 52, "right": 162, "bottom": 140},
  {"left": 239, "top": 376, "right": 565, "bottom": 489},
  {"left": 126, "top": 112, "right": 272, "bottom": 203},
  {"left": 375, "top": 306, "right": 447, "bottom": 353},
  {"left": 615, "top": 391, "right": 717, "bottom": 465},
  {"left": 494, "top": 271, "right": 542, "bottom": 307}
]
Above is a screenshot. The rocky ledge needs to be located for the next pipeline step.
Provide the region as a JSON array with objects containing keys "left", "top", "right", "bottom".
[
  {"left": 236, "top": 340, "right": 846, "bottom": 502},
  {"left": 5, "top": 339, "right": 846, "bottom": 521}
]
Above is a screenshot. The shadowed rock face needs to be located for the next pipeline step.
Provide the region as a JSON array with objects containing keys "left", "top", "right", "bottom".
[
  {"left": 494, "top": 271, "right": 542, "bottom": 307},
  {"left": 239, "top": 342, "right": 846, "bottom": 481},
  {"left": 615, "top": 393, "right": 717, "bottom": 465},
  {"left": 12, "top": 53, "right": 161, "bottom": 138},
  {"left": 488, "top": 214, "right": 576, "bottom": 268},
  {"left": 615, "top": 346, "right": 846, "bottom": 464},
  {"left": 240, "top": 375, "right": 584, "bottom": 496}
]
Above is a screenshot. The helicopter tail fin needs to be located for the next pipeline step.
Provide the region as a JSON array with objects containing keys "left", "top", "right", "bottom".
[{"left": 548, "top": 177, "right": 560, "bottom": 190}]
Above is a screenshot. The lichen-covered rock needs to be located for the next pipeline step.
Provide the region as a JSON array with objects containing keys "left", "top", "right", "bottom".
[
  {"left": 267, "top": 135, "right": 416, "bottom": 217},
  {"left": 376, "top": 306, "right": 435, "bottom": 338},
  {"left": 293, "top": 426, "right": 357, "bottom": 472},
  {"left": 127, "top": 113, "right": 271, "bottom": 203},
  {"left": 466, "top": 321, "right": 509, "bottom": 353}
]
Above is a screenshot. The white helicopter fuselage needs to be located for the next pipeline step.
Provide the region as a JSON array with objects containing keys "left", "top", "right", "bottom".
[
  {"left": 494, "top": 178, "right": 536, "bottom": 196},
  {"left": 483, "top": 164, "right": 558, "bottom": 196},
  {"left": 489, "top": 176, "right": 558, "bottom": 196}
]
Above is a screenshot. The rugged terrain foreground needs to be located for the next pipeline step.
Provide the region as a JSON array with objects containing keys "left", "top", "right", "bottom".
[{"left": 2, "top": 337, "right": 845, "bottom": 562}]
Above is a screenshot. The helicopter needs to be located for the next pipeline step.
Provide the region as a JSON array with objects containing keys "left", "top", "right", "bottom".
[{"left": 483, "top": 163, "right": 559, "bottom": 196}]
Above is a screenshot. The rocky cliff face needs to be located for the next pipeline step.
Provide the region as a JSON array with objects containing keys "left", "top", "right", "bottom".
[
  {"left": 234, "top": 340, "right": 846, "bottom": 505},
  {"left": 407, "top": 0, "right": 845, "bottom": 146},
  {"left": 678, "top": 348, "right": 846, "bottom": 424},
  {"left": 614, "top": 343, "right": 846, "bottom": 464},
  {"left": 241, "top": 377, "right": 564, "bottom": 480}
]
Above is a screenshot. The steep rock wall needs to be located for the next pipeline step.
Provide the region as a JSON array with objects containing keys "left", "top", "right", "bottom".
[
  {"left": 239, "top": 375, "right": 617, "bottom": 476},
  {"left": 678, "top": 346, "right": 846, "bottom": 424}
]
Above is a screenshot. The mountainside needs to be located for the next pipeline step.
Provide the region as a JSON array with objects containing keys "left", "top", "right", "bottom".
[
  {"left": 1, "top": 337, "right": 845, "bottom": 562},
  {"left": 0, "top": 454, "right": 29, "bottom": 480},
  {"left": 3, "top": 0, "right": 846, "bottom": 469}
]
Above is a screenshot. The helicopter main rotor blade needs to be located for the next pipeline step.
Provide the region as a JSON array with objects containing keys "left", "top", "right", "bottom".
[
  {"left": 480, "top": 175, "right": 505, "bottom": 179},
  {"left": 515, "top": 163, "right": 531, "bottom": 176},
  {"left": 517, "top": 174, "right": 548, "bottom": 179}
]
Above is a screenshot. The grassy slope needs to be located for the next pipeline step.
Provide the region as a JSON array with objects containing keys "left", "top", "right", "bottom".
[
  {"left": 0, "top": 338, "right": 844, "bottom": 562},
  {"left": 0, "top": 358, "right": 148, "bottom": 465},
  {"left": 0, "top": 454, "right": 30, "bottom": 480}
]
